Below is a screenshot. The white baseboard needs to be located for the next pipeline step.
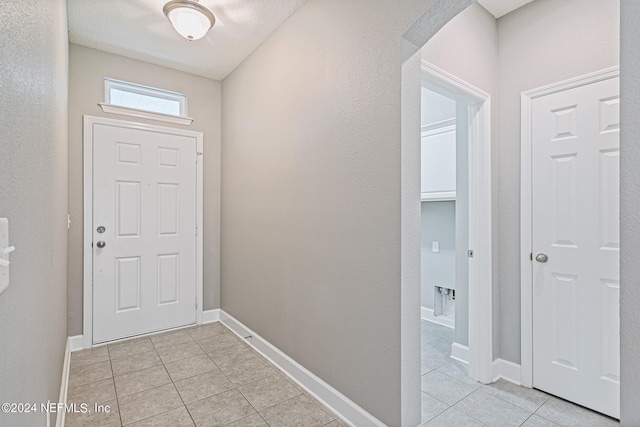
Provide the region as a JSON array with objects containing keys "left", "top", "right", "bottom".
[
  {"left": 219, "top": 310, "right": 385, "bottom": 427},
  {"left": 69, "top": 335, "right": 84, "bottom": 352},
  {"left": 450, "top": 342, "right": 469, "bottom": 364},
  {"left": 420, "top": 306, "right": 454, "bottom": 329},
  {"left": 202, "top": 309, "right": 220, "bottom": 323},
  {"left": 492, "top": 358, "right": 521, "bottom": 385},
  {"left": 55, "top": 338, "right": 72, "bottom": 427}
]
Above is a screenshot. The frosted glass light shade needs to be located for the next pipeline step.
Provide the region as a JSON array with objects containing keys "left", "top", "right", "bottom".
[{"left": 163, "top": 0, "right": 215, "bottom": 41}]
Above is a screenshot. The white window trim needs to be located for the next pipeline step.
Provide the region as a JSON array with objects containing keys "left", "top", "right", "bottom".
[{"left": 100, "top": 78, "right": 193, "bottom": 126}]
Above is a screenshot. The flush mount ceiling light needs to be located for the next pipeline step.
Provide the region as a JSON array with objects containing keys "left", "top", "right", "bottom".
[{"left": 163, "top": 0, "right": 216, "bottom": 41}]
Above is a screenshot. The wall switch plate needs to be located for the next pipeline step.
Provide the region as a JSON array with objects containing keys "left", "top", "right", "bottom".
[
  {"left": 432, "top": 241, "right": 440, "bottom": 253},
  {"left": 0, "top": 218, "right": 9, "bottom": 295}
]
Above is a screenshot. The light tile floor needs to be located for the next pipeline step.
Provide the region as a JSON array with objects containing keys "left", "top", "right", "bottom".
[
  {"left": 420, "top": 320, "right": 620, "bottom": 427},
  {"left": 66, "top": 320, "right": 620, "bottom": 426},
  {"left": 65, "top": 323, "right": 346, "bottom": 426}
]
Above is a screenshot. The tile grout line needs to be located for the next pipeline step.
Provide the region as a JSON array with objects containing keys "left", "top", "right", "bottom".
[
  {"left": 471, "top": 387, "right": 542, "bottom": 416},
  {"left": 70, "top": 324, "right": 341, "bottom": 427},
  {"left": 485, "top": 387, "right": 551, "bottom": 417},
  {"left": 167, "top": 331, "right": 266, "bottom": 425},
  {"left": 233, "top": 384, "right": 273, "bottom": 426},
  {"left": 420, "top": 390, "right": 452, "bottom": 410},
  {"left": 167, "top": 354, "right": 199, "bottom": 427},
  {"left": 204, "top": 332, "right": 333, "bottom": 425},
  {"left": 107, "top": 350, "right": 125, "bottom": 427}
]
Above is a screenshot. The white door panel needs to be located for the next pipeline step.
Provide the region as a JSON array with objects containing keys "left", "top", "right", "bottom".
[
  {"left": 532, "top": 76, "right": 619, "bottom": 418},
  {"left": 92, "top": 123, "right": 197, "bottom": 343}
]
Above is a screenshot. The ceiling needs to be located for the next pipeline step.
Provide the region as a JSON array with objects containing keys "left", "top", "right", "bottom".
[
  {"left": 68, "top": 0, "right": 533, "bottom": 82},
  {"left": 67, "top": 0, "right": 307, "bottom": 81},
  {"left": 477, "top": 0, "right": 534, "bottom": 18}
]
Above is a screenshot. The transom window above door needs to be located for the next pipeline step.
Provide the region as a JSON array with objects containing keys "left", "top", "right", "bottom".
[{"left": 99, "top": 78, "right": 193, "bottom": 126}]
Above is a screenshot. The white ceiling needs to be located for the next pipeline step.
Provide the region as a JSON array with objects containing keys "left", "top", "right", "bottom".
[
  {"left": 67, "top": 0, "right": 307, "bottom": 81},
  {"left": 477, "top": 0, "right": 535, "bottom": 18},
  {"left": 68, "top": 0, "right": 533, "bottom": 81}
]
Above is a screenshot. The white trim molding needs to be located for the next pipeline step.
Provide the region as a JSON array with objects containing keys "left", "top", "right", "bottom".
[
  {"left": 202, "top": 309, "right": 220, "bottom": 323},
  {"left": 451, "top": 343, "right": 469, "bottom": 364},
  {"left": 69, "top": 335, "right": 84, "bottom": 352},
  {"left": 492, "top": 359, "right": 522, "bottom": 386},
  {"left": 82, "top": 115, "right": 204, "bottom": 349},
  {"left": 219, "top": 311, "right": 384, "bottom": 427},
  {"left": 421, "top": 118, "right": 456, "bottom": 137},
  {"left": 98, "top": 103, "right": 193, "bottom": 126},
  {"left": 422, "top": 60, "right": 494, "bottom": 385},
  {"left": 421, "top": 306, "right": 455, "bottom": 329},
  {"left": 55, "top": 338, "right": 72, "bottom": 427},
  {"left": 421, "top": 191, "right": 456, "bottom": 202},
  {"left": 520, "top": 66, "right": 620, "bottom": 387}
]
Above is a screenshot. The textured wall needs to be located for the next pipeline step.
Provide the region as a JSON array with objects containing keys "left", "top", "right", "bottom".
[
  {"left": 221, "top": 0, "right": 471, "bottom": 424},
  {"left": 0, "top": 1, "right": 69, "bottom": 426},
  {"left": 497, "top": 0, "right": 620, "bottom": 363},
  {"left": 620, "top": 0, "right": 640, "bottom": 424},
  {"left": 67, "top": 44, "right": 222, "bottom": 335}
]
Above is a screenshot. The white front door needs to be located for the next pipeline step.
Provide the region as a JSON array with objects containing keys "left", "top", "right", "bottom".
[
  {"left": 531, "top": 76, "right": 619, "bottom": 418},
  {"left": 92, "top": 122, "right": 198, "bottom": 343}
]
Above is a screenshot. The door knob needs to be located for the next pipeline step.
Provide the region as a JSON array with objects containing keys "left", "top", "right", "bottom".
[
  {"left": 96, "top": 240, "right": 106, "bottom": 249},
  {"left": 535, "top": 253, "right": 548, "bottom": 263}
]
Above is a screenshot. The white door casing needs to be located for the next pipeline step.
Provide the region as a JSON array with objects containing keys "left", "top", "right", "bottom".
[
  {"left": 521, "top": 68, "right": 620, "bottom": 418},
  {"left": 421, "top": 61, "right": 493, "bottom": 384},
  {"left": 83, "top": 116, "right": 204, "bottom": 346}
]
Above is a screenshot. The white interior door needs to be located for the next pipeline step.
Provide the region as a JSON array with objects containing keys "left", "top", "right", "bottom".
[
  {"left": 531, "top": 76, "right": 619, "bottom": 418},
  {"left": 92, "top": 122, "right": 197, "bottom": 343}
]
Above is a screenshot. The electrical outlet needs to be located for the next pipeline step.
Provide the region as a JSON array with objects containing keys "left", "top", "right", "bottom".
[{"left": 432, "top": 241, "right": 440, "bottom": 253}]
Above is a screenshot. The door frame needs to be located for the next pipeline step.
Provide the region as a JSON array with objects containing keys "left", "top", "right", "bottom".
[
  {"left": 422, "top": 60, "right": 494, "bottom": 383},
  {"left": 82, "top": 115, "right": 204, "bottom": 349},
  {"left": 520, "top": 66, "right": 620, "bottom": 387}
]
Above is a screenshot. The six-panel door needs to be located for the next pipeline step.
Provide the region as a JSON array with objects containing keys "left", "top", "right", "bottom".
[
  {"left": 92, "top": 123, "right": 197, "bottom": 343},
  {"left": 532, "top": 76, "right": 620, "bottom": 418}
]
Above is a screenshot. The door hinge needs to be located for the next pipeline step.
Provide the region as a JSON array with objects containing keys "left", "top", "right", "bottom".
[
  {"left": 530, "top": 252, "right": 533, "bottom": 261},
  {"left": 67, "top": 214, "right": 71, "bottom": 230},
  {"left": 195, "top": 226, "right": 198, "bottom": 236},
  {"left": 468, "top": 250, "right": 474, "bottom": 258},
  {"left": 196, "top": 152, "right": 203, "bottom": 164}
]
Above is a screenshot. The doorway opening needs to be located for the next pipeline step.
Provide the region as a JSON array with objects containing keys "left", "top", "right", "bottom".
[
  {"left": 419, "top": 86, "right": 465, "bottom": 378},
  {"left": 419, "top": 60, "right": 493, "bottom": 385}
]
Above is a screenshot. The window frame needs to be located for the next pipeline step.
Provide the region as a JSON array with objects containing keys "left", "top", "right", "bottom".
[{"left": 104, "top": 78, "right": 188, "bottom": 117}]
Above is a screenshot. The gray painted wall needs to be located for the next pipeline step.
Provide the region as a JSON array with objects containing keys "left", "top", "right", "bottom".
[
  {"left": 421, "top": 201, "right": 456, "bottom": 309},
  {"left": 67, "top": 44, "right": 222, "bottom": 335},
  {"left": 620, "top": 1, "right": 640, "bottom": 424},
  {"left": 497, "top": 0, "right": 620, "bottom": 363},
  {"left": 220, "top": 0, "right": 467, "bottom": 424},
  {"left": 420, "top": 2, "right": 500, "bottom": 356},
  {"left": 0, "top": 1, "right": 69, "bottom": 426}
]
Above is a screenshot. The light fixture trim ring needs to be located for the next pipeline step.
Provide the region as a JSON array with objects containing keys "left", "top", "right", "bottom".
[{"left": 163, "top": 0, "right": 216, "bottom": 33}]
